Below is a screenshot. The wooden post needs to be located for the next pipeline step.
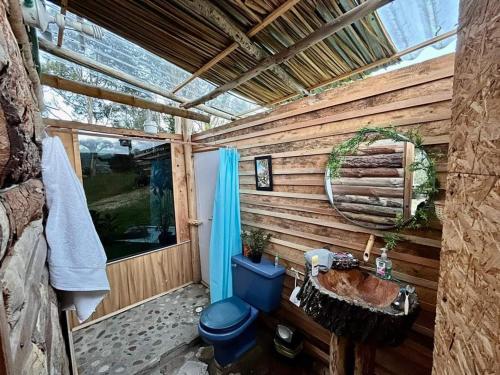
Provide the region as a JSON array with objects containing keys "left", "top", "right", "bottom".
[
  {"left": 329, "top": 333, "right": 347, "bottom": 375},
  {"left": 354, "top": 343, "right": 376, "bottom": 375},
  {"left": 177, "top": 118, "right": 202, "bottom": 283},
  {"left": 402, "top": 142, "right": 415, "bottom": 220}
]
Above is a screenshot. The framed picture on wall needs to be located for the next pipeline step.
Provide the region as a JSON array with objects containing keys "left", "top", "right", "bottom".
[{"left": 254, "top": 155, "right": 273, "bottom": 191}]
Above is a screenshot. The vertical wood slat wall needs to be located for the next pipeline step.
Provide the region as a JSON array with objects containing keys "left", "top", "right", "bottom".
[
  {"left": 50, "top": 130, "right": 194, "bottom": 329},
  {"left": 193, "top": 54, "right": 455, "bottom": 374}
]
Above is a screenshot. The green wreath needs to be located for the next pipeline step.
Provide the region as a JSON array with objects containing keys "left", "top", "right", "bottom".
[{"left": 326, "top": 127, "right": 439, "bottom": 249}]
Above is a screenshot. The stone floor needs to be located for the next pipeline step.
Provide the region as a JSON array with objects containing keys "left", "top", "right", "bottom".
[
  {"left": 73, "top": 283, "right": 326, "bottom": 375},
  {"left": 73, "top": 284, "right": 210, "bottom": 375}
]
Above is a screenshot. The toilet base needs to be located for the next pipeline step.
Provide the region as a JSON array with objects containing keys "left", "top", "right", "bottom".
[
  {"left": 213, "top": 321, "right": 256, "bottom": 366},
  {"left": 199, "top": 306, "right": 258, "bottom": 366}
]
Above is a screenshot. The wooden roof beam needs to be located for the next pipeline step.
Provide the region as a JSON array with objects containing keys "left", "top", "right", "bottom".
[
  {"left": 41, "top": 73, "right": 211, "bottom": 122},
  {"left": 268, "top": 29, "right": 458, "bottom": 106},
  {"left": 177, "top": 0, "right": 308, "bottom": 95},
  {"left": 56, "top": 0, "right": 68, "bottom": 47},
  {"left": 171, "top": 0, "right": 302, "bottom": 94},
  {"left": 43, "top": 118, "right": 183, "bottom": 140},
  {"left": 182, "top": 0, "right": 394, "bottom": 109},
  {"left": 39, "top": 39, "right": 235, "bottom": 121}
]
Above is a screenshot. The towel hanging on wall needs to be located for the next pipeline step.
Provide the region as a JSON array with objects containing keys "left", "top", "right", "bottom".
[{"left": 42, "top": 136, "right": 110, "bottom": 322}]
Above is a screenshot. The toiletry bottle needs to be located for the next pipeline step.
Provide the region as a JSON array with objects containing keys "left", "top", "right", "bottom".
[
  {"left": 274, "top": 253, "right": 279, "bottom": 268},
  {"left": 311, "top": 255, "right": 319, "bottom": 277},
  {"left": 376, "top": 248, "right": 392, "bottom": 280}
]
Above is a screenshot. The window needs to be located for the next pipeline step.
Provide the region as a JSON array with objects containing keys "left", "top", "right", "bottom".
[{"left": 79, "top": 135, "right": 176, "bottom": 262}]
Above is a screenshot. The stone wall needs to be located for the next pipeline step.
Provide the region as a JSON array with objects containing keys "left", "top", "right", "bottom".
[
  {"left": 0, "top": 0, "right": 69, "bottom": 373},
  {"left": 432, "top": 0, "right": 499, "bottom": 374}
]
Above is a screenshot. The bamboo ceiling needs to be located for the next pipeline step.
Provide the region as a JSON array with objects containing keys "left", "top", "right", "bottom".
[{"left": 51, "top": 0, "right": 397, "bottom": 106}]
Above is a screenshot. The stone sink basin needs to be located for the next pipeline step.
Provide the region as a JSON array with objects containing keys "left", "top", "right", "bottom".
[{"left": 299, "top": 268, "right": 419, "bottom": 345}]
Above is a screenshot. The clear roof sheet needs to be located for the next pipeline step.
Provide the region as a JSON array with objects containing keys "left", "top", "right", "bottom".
[
  {"left": 43, "top": 2, "right": 260, "bottom": 118},
  {"left": 378, "top": 0, "right": 459, "bottom": 60}
]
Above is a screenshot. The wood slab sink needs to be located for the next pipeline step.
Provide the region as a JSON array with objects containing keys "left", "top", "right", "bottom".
[
  {"left": 317, "top": 268, "right": 400, "bottom": 308},
  {"left": 299, "top": 268, "right": 419, "bottom": 345}
]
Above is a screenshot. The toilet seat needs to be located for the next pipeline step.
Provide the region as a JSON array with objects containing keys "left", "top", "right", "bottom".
[{"left": 200, "top": 296, "right": 251, "bottom": 333}]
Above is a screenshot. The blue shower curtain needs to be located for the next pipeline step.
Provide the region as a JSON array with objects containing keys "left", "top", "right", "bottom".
[{"left": 209, "top": 148, "right": 242, "bottom": 303}]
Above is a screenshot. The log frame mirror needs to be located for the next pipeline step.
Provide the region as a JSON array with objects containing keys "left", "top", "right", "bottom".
[{"left": 325, "top": 128, "right": 438, "bottom": 230}]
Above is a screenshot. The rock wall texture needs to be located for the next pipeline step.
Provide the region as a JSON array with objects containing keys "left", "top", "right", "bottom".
[
  {"left": 432, "top": 0, "right": 500, "bottom": 374},
  {"left": 0, "top": 0, "right": 69, "bottom": 373}
]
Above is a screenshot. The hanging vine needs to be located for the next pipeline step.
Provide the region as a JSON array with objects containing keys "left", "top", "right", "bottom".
[{"left": 327, "top": 126, "right": 439, "bottom": 249}]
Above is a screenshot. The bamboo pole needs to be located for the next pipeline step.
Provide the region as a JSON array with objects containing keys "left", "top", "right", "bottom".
[
  {"left": 308, "top": 28, "right": 458, "bottom": 91},
  {"left": 182, "top": 0, "right": 394, "bottom": 108},
  {"left": 43, "top": 118, "right": 181, "bottom": 140},
  {"left": 171, "top": 0, "right": 302, "bottom": 94},
  {"left": 39, "top": 39, "right": 235, "bottom": 121},
  {"left": 43, "top": 118, "right": 227, "bottom": 150},
  {"left": 177, "top": 0, "right": 308, "bottom": 95},
  {"left": 56, "top": 0, "right": 68, "bottom": 47},
  {"left": 41, "top": 73, "right": 211, "bottom": 122},
  {"left": 268, "top": 29, "right": 458, "bottom": 106}
]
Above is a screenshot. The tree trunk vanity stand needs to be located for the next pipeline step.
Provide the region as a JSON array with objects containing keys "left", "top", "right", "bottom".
[{"left": 298, "top": 267, "right": 419, "bottom": 374}]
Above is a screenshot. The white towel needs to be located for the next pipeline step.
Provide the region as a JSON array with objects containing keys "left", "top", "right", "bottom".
[{"left": 42, "top": 136, "right": 109, "bottom": 322}]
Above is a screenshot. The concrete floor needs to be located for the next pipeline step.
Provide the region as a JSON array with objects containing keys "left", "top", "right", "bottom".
[{"left": 72, "top": 284, "right": 210, "bottom": 375}]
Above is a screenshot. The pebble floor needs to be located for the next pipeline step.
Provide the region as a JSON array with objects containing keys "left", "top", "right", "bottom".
[{"left": 73, "top": 284, "right": 210, "bottom": 375}]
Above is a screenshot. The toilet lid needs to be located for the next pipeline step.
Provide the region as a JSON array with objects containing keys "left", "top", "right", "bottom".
[{"left": 200, "top": 296, "right": 251, "bottom": 332}]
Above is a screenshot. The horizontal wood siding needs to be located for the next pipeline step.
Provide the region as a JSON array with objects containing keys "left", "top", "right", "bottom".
[
  {"left": 69, "top": 242, "right": 193, "bottom": 328},
  {"left": 194, "top": 54, "right": 455, "bottom": 374}
]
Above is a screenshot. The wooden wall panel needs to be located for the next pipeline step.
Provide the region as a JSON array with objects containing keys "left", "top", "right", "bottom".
[
  {"left": 432, "top": 1, "right": 499, "bottom": 374},
  {"left": 195, "top": 54, "right": 456, "bottom": 374},
  {"left": 49, "top": 129, "right": 83, "bottom": 181},
  {"left": 69, "top": 241, "right": 193, "bottom": 328}
]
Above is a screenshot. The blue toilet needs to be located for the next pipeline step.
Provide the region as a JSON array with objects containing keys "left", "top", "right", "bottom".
[{"left": 198, "top": 254, "right": 285, "bottom": 366}]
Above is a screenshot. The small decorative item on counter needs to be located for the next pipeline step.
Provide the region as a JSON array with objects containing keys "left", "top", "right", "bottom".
[
  {"left": 331, "top": 252, "right": 359, "bottom": 269},
  {"left": 392, "top": 285, "right": 416, "bottom": 316},
  {"left": 289, "top": 269, "right": 301, "bottom": 307},
  {"left": 241, "top": 229, "right": 272, "bottom": 263},
  {"left": 304, "top": 248, "right": 334, "bottom": 271},
  {"left": 376, "top": 247, "right": 393, "bottom": 280},
  {"left": 311, "top": 255, "right": 319, "bottom": 276}
]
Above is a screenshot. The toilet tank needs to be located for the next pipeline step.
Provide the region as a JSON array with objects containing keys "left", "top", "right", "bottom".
[{"left": 231, "top": 255, "right": 285, "bottom": 313}]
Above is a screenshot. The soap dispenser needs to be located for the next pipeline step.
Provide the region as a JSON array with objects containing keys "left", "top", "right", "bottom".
[{"left": 376, "top": 247, "right": 392, "bottom": 280}]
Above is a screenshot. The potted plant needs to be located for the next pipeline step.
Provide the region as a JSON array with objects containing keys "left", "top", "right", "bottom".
[
  {"left": 241, "top": 231, "right": 251, "bottom": 257},
  {"left": 242, "top": 229, "right": 272, "bottom": 263}
]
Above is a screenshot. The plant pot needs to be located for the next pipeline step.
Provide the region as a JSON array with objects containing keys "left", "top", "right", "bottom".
[
  {"left": 248, "top": 251, "right": 262, "bottom": 263},
  {"left": 243, "top": 244, "right": 250, "bottom": 257}
]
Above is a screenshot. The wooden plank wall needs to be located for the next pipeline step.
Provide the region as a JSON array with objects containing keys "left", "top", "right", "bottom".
[
  {"left": 49, "top": 129, "right": 194, "bottom": 329},
  {"left": 70, "top": 241, "right": 193, "bottom": 328},
  {"left": 193, "top": 54, "right": 455, "bottom": 374}
]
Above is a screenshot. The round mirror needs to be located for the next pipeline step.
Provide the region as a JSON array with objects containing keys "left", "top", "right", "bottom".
[{"left": 325, "top": 130, "right": 436, "bottom": 229}]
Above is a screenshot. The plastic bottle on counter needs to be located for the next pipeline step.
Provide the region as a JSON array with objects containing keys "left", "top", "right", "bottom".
[{"left": 376, "top": 247, "right": 392, "bottom": 280}]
